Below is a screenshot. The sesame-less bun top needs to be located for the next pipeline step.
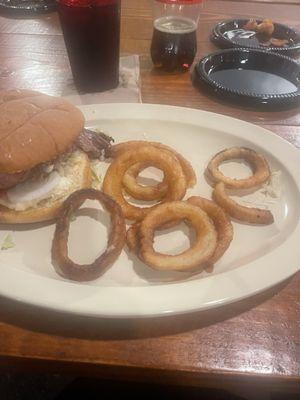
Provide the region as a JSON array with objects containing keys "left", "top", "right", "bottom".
[{"left": 0, "top": 89, "right": 85, "bottom": 173}]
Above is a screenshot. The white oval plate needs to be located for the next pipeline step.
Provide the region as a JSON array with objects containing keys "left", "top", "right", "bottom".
[{"left": 0, "top": 104, "right": 299, "bottom": 318}]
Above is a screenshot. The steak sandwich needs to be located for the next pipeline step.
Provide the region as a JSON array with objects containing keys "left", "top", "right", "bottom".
[{"left": 0, "top": 89, "right": 112, "bottom": 223}]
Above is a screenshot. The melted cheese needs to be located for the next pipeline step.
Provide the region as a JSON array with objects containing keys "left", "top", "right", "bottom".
[
  {"left": 0, "top": 171, "right": 71, "bottom": 211},
  {"left": 7, "top": 172, "right": 61, "bottom": 204},
  {"left": 0, "top": 150, "right": 86, "bottom": 212}
]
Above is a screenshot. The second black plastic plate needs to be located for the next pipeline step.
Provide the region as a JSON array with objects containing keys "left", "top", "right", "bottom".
[{"left": 193, "top": 48, "right": 300, "bottom": 110}]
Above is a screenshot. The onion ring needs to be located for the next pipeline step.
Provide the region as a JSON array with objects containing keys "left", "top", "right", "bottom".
[
  {"left": 187, "top": 196, "right": 234, "bottom": 264},
  {"left": 123, "top": 162, "right": 167, "bottom": 200},
  {"left": 110, "top": 141, "right": 196, "bottom": 200},
  {"left": 128, "top": 197, "right": 233, "bottom": 265},
  {"left": 206, "top": 147, "right": 270, "bottom": 189},
  {"left": 51, "top": 189, "right": 126, "bottom": 282},
  {"left": 126, "top": 223, "right": 140, "bottom": 254},
  {"left": 139, "top": 201, "right": 217, "bottom": 271},
  {"left": 103, "top": 146, "right": 187, "bottom": 221},
  {"left": 213, "top": 182, "right": 274, "bottom": 225},
  {"left": 126, "top": 219, "right": 180, "bottom": 254}
]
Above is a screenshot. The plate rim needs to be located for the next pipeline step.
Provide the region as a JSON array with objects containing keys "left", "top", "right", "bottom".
[{"left": 0, "top": 103, "right": 299, "bottom": 318}]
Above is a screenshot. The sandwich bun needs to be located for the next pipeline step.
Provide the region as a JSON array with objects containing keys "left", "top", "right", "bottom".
[{"left": 0, "top": 89, "right": 84, "bottom": 173}]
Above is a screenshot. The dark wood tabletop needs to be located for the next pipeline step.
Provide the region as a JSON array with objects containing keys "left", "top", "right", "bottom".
[{"left": 0, "top": 1, "right": 299, "bottom": 398}]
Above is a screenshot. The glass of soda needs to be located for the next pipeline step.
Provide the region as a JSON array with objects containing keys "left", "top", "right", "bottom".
[
  {"left": 58, "top": 0, "right": 121, "bottom": 93},
  {"left": 151, "top": 0, "right": 202, "bottom": 72}
]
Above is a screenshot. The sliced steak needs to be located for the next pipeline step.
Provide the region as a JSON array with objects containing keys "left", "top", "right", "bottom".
[
  {"left": 0, "top": 164, "right": 48, "bottom": 190},
  {"left": 76, "top": 129, "right": 114, "bottom": 159},
  {"left": 0, "top": 170, "right": 32, "bottom": 190}
]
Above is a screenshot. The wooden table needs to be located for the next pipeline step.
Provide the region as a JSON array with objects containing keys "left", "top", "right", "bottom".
[{"left": 0, "top": 1, "right": 299, "bottom": 399}]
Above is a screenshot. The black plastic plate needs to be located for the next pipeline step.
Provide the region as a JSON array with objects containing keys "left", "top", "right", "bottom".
[
  {"left": 0, "top": 0, "right": 57, "bottom": 15},
  {"left": 193, "top": 48, "right": 300, "bottom": 110},
  {"left": 212, "top": 19, "right": 300, "bottom": 57}
]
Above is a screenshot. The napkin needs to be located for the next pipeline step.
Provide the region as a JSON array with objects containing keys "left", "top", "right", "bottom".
[{"left": 62, "top": 55, "right": 141, "bottom": 106}]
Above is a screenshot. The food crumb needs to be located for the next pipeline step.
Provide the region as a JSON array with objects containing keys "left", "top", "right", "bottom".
[
  {"left": 1, "top": 234, "right": 15, "bottom": 250},
  {"left": 91, "top": 160, "right": 103, "bottom": 189}
]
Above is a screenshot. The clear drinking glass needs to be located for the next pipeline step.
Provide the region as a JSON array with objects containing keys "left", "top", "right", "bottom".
[
  {"left": 58, "top": 0, "right": 121, "bottom": 93},
  {"left": 151, "top": 0, "right": 202, "bottom": 72}
]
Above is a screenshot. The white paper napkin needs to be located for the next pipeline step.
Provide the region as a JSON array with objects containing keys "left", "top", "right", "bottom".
[{"left": 62, "top": 55, "right": 141, "bottom": 106}]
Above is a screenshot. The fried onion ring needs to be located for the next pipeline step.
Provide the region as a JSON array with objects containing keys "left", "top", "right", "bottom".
[
  {"left": 110, "top": 141, "right": 196, "bottom": 200},
  {"left": 213, "top": 182, "right": 274, "bottom": 225},
  {"left": 51, "top": 189, "right": 126, "bottom": 282},
  {"left": 187, "top": 196, "right": 234, "bottom": 264},
  {"left": 126, "top": 223, "right": 140, "bottom": 254},
  {"left": 103, "top": 146, "right": 187, "bottom": 221},
  {"left": 139, "top": 201, "right": 217, "bottom": 271},
  {"left": 123, "top": 162, "right": 167, "bottom": 200},
  {"left": 126, "top": 219, "right": 180, "bottom": 254},
  {"left": 206, "top": 147, "right": 270, "bottom": 189},
  {"left": 128, "top": 197, "right": 233, "bottom": 265}
]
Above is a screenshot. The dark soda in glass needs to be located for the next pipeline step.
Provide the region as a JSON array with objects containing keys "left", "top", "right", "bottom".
[
  {"left": 151, "top": 16, "right": 197, "bottom": 72},
  {"left": 58, "top": 0, "right": 121, "bottom": 93}
]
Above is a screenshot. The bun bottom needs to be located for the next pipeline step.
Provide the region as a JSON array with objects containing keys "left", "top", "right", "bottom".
[{"left": 0, "top": 150, "right": 92, "bottom": 224}]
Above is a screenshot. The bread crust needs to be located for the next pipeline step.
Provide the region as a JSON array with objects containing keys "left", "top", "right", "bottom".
[{"left": 0, "top": 89, "right": 84, "bottom": 173}]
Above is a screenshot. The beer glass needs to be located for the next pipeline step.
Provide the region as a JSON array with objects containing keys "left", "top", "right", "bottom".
[{"left": 151, "top": 0, "right": 202, "bottom": 72}]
